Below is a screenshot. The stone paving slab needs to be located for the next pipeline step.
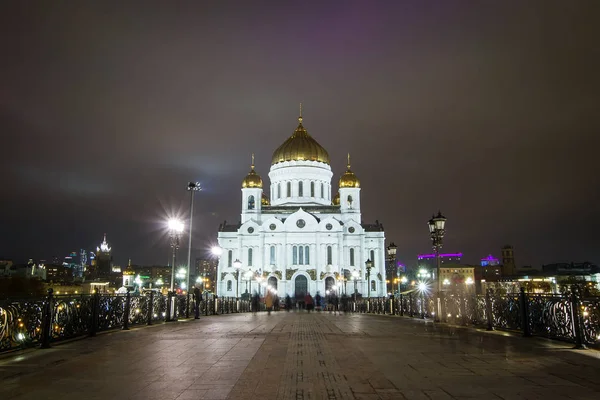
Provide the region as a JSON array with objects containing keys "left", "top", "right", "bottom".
[{"left": 1, "top": 312, "right": 600, "bottom": 399}]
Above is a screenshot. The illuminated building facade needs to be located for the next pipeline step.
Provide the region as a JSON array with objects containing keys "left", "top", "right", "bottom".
[{"left": 216, "top": 112, "right": 387, "bottom": 298}]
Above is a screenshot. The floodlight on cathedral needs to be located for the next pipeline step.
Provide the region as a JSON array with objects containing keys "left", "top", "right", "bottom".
[{"left": 97, "top": 233, "right": 111, "bottom": 253}]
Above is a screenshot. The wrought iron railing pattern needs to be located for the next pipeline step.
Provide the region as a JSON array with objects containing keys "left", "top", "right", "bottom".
[
  {"left": 0, "top": 291, "right": 251, "bottom": 353},
  {"left": 343, "top": 288, "right": 599, "bottom": 347}
]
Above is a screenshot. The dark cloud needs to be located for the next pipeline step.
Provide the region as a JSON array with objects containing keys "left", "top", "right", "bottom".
[{"left": 1, "top": 0, "right": 598, "bottom": 267}]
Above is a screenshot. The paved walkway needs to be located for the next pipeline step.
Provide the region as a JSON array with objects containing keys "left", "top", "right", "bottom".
[{"left": 1, "top": 312, "right": 600, "bottom": 400}]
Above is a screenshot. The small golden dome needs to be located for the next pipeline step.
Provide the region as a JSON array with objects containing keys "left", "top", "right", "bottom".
[
  {"left": 261, "top": 193, "right": 270, "bottom": 206},
  {"left": 332, "top": 192, "right": 340, "bottom": 205},
  {"left": 242, "top": 154, "right": 263, "bottom": 188},
  {"left": 123, "top": 259, "right": 136, "bottom": 275},
  {"left": 339, "top": 153, "right": 360, "bottom": 188},
  {"left": 271, "top": 112, "right": 330, "bottom": 165}
]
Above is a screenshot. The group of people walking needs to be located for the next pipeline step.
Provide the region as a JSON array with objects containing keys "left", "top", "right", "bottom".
[{"left": 249, "top": 291, "right": 350, "bottom": 314}]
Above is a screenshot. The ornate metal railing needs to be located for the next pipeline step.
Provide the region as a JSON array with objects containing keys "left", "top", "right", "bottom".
[
  {"left": 0, "top": 290, "right": 254, "bottom": 353},
  {"left": 348, "top": 287, "right": 599, "bottom": 347}
]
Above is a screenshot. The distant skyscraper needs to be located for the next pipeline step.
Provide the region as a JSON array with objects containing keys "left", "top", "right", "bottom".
[{"left": 90, "top": 234, "right": 112, "bottom": 279}]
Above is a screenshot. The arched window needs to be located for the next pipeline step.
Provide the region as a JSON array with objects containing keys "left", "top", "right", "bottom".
[
  {"left": 227, "top": 280, "right": 232, "bottom": 291},
  {"left": 350, "top": 248, "right": 355, "bottom": 266},
  {"left": 293, "top": 246, "right": 298, "bottom": 265},
  {"left": 248, "top": 248, "right": 253, "bottom": 266},
  {"left": 227, "top": 250, "right": 232, "bottom": 268},
  {"left": 298, "top": 181, "right": 303, "bottom": 197},
  {"left": 370, "top": 250, "right": 375, "bottom": 265},
  {"left": 270, "top": 246, "right": 276, "bottom": 265},
  {"left": 305, "top": 246, "right": 310, "bottom": 264},
  {"left": 287, "top": 182, "right": 291, "bottom": 197},
  {"left": 299, "top": 246, "right": 304, "bottom": 265},
  {"left": 371, "top": 280, "right": 376, "bottom": 291},
  {"left": 248, "top": 195, "right": 255, "bottom": 210},
  {"left": 327, "top": 246, "right": 332, "bottom": 265},
  {"left": 277, "top": 183, "right": 281, "bottom": 199},
  {"left": 310, "top": 182, "right": 315, "bottom": 197},
  {"left": 347, "top": 195, "right": 353, "bottom": 208},
  {"left": 321, "top": 183, "right": 324, "bottom": 198}
]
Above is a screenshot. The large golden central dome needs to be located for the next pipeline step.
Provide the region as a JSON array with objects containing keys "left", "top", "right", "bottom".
[{"left": 271, "top": 115, "right": 330, "bottom": 165}]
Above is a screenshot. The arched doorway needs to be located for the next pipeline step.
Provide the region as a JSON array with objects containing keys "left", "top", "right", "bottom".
[
  {"left": 268, "top": 276, "right": 278, "bottom": 289},
  {"left": 295, "top": 275, "right": 307, "bottom": 298},
  {"left": 325, "top": 276, "right": 335, "bottom": 292}
]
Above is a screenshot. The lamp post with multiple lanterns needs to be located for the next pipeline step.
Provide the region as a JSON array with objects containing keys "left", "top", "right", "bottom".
[
  {"left": 168, "top": 219, "right": 185, "bottom": 293},
  {"left": 365, "top": 259, "right": 373, "bottom": 299},
  {"left": 428, "top": 211, "right": 447, "bottom": 292},
  {"left": 352, "top": 269, "right": 359, "bottom": 302},
  {"left": 233, "top": 259, "right": 242, "bottom": 297},
  {"left": 386, "top": 243, "right": 397, "bottom": 294},
  {"left": 185, "top": 182, "right": 202, "bottom": 296},
  {"left": 167, "top": 218, "right": 184, "bottom": 322}
]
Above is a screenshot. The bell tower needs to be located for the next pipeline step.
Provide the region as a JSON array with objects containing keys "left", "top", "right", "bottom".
[
  {"left": 338, "top": 154, "right": 361, "bottom": 223},
  {"left": 241, "top": 154, "right": 263, "bottom": 224}
]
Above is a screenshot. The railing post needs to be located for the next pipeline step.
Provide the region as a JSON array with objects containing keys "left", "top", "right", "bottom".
[
  {"left": 460, "top": 294, "right": 468, "bottom": 326},
  {"left": 485, "top": 289, "right": 494, "bottom": 331},
  {"left": 165, "top": 291, "right": 172, "bottom": 322},
  {"left": 399, "top": 293, "right": 404, "bottom": 316},
  {"left": 147, "top": 291, "right": 154, "bottom": 325},
  {"left": 90, "top": 290, "right": 100, "bottom": 337},
  {"left": 519, "top": 287, "right": 531, "bottom": 337},
  {"left": 570, "top": 286, "right": 587, "bottom": 349},
  {"left": 440, "top": 292, "right": 448, "bottom": 323},
  {"left": 205, "top": 298, "right": 209, "bottom": 316},
  {"left": 122, "top": 289, "right": 131, "bottom": 330},
  {"left": 40, "top": 288, "right": 54, "bottom": 349},
  {"left": 186, "top": 293, "right": 190, "bottom": 319}
]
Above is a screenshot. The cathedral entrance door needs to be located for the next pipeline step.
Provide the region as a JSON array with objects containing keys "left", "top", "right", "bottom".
[
  {"left": 325, "top": 276, "right": 335, "bottom": 292},
  {"left": 268, "top": 276, "right": 278, "bottom": 289},
  {"left": 294, "top": 275, "right": 308, "bottom": 298}
]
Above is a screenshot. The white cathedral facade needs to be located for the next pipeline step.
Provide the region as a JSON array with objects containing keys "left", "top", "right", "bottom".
[{"left": 216, "top": 113, "right": 386, "bottom": 298}]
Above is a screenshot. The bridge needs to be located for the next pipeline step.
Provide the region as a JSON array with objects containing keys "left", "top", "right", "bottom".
[{"left": 2, "top": 310, "right": 600, "bottom": 399}]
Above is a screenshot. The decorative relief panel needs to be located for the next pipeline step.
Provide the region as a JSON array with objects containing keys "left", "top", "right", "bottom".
[
  {"left": 307, "top": 269, "right": 316, "bottom": 280},
  {"left": 286, "top": 269, "right": 297, "bottom": 280}
]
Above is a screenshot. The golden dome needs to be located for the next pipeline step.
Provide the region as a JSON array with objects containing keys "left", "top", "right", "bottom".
[
  {"left": 123, "top": 259, "right": 136, "bottom": 276},
  {"left": 339, "top": 154, "right": 360, "bottom": 188},
  {"left": 261, "top": 193, "right": 270, "bottom": 206},
  {"left": 332, "top": 192, "right": 340, "bottom": 205},
  {"left": 242, "top": 154, "right": 263, "bottom": 188},
  {"left": 271, "top": 113, "right": 330, "bottom": 165}
]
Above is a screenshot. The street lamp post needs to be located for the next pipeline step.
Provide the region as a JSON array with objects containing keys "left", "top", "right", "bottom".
[
  {"left": 365, "top": 259, "right": 373, "bottom": 299},
  {"left": 233, "top": 259, "right": 242, "bottom": 298},
  {"left": 167, "top": 219, "right": 184, "bottom": 322},
  {"left": 168, "top": 219, "right": 184, "bottom": 292},
  {"left": 428, "top": 211, "right": 447, "bottom": 293},
  {"left": 352, "top": 269, "right": 359, "bottom": 302},
  {"left": 185, "top": 182, "right": 202, "bottom": 297},
  {"left": 386, "top": 242, "right": 397, "bottom": 294}
]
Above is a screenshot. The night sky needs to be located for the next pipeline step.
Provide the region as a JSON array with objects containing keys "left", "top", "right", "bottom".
[{"left": 1, "top": 1, "right": 598, "bottom": 268}]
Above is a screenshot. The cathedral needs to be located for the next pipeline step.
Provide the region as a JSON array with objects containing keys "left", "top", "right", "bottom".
[{"left": 216, "top": 112, "right": 386, "bottom": 298}]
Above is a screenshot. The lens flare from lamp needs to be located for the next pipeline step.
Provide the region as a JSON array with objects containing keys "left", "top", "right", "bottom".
[
  {"left": 168, "top": 219, "right": 184, "bottom": 233},
  {"left": 211, "top": 246, "right": 223, "bottom": 256}
]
